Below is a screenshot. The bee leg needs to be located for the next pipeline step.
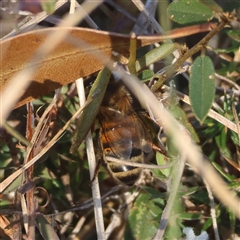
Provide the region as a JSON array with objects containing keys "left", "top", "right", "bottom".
[
  {"left": 89, "top": 159, "right": 103, "bottom": 186},
  {"left": 89, "top": 129, "right": 103, "bottom": 186},
  {"left": 156, "top": 127, "right": 168, "bottom": 156}
]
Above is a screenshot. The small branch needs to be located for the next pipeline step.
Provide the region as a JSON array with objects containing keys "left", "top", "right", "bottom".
[
  {"left": 132, "top": 0, "right": 164, "bottom": 34},
  {"left": 154, "top": 154, "right": 187, "bottom": 239},
  {"left": 204, "top": 179, "right": 220, "bottom": 240},
  {"left": 215, "top": 73, "right": 240, "bottom": 92},
  {"left": 75, "top": 78, "right": 105, "bottom": 240},
  {"left": 3, "top": 122, "right": 30, "bottom": 146},
  {"left": 162, "top": 85, "right": 238, "bottom": 134},
  {"left": 0, "top": 99, "right": 90, "bottom": 194},
  {"left": 106, "top": 156, "right": 175, "bottom": 170},
  {"left": 25, "top": 102, "right": 35, "bottom": 240},
  {"left": 152, "top": 17, "right": 230, "bottom": 92},
  {"left": 1, "top": 0, "right": 68, "bottom": 40},
  {"left": 69, "top": 0, "right": 76, "bottom": 15}
]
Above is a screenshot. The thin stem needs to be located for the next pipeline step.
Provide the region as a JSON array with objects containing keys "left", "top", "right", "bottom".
[
  {"left": 152, "top": 17, "right": 230, "bottom": 92},
  {"left": 75, "top": 78, "right": 106, "bottom": 240},
  {"left": 162, "top": 85, "right": 238, "bottom": 134},
  {"left": 204, "top": 179, "right": 220, "bottom": 240},
  {"left": 154, "top": 154, "right": 186, "bottom": 239}
]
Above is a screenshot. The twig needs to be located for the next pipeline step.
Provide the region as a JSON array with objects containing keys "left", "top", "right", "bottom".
[
  {"left": 215, "top": 73, "right": 240, "bottom": 92},
  {"left": 131, "top": 0, "right": 158, "bottom": 34},
  {"left": 153, "top": 154, "right": 187, "bottom": 239},
  {"left": 0, "top": 99, "right": 90, "bottom": 193},
  {"left": 204, "top": 179, "right": 220, "bottom": 240},
  {"left": 131, "top": 0, "right": 180, "bottom": 61},
  {"left": 105, "top": 190, "right": 140, "bottom": 239},
  {"left": 104, "top": 212, "right": 121, "bottom": 239},
  {"left": 75, "top": 78, "right": 105, "bottom": 240},
  {"left": 75, "top": 2, "right": 100, "bottom": 30},
  {"left": 69, "top": 0, "right": 76, "bottom": 15},
  {"left": 132, "top": 0, "right": 164, "bottom": 34},
  {"left": 106, "top": 156, "right": 175, "bottom": 170},
  {"left": 162, "top": 85, "right": 238, "bottom": 134},
  {"left": 44, "top": 187, "right": 121, "bottom": 219},
  {"left": 1, "top": 0, "right": 68, "bottom": 40},
  {"left": 21, "top": 31, "right": 239, "bottom": 219},
  {"left": 152, "top": 16, "right": 231, "bottom": 91},
  {"left": 70, "top": 6, "right": 104, "bottom": 237},
  {"left": 25, "top": 102, "right": 35, "bottom": 240},
  {"left": 68, "top": 216, "right": 87, "bottom": 239},
  {"left": 120, "top": 70, "right": 240, "bottom": 218}
]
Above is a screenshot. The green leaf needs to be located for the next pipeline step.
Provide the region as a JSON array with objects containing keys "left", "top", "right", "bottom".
[
  {"left": 70, "top": 67, "right": 111, "bottom": 153},
  {"left": 191, "top": 189, "right": 209, "bottom": 204},
  {"left": 168, "top": 103, "right": 200, "bottom": 143},
  {"left": 212, "top": 162, "right": 236, "bottom": 182},
  {"left": 200, "top": 0, "right": 223, "bottom": 13},
  {"left": 141, "top": 185, "right": 168, "bottom": 200},
  {"left": 3, "top": 175, "right": 24, "bottom": 194},
  {"left": 212, "top": 162, "right": 236, "bottom": 181},
  {"left": 229, "top": 180, "right": 240, "bottom": 189},
  {"left": 41, "top": 0, "right": 57, "bottom": 14},
  {"left": 138, "top": 69, "right": 154, "bottom": 82},
  {"left": 167, "top": 0, "right": 213, "bottom": 24},
  {"left": 202, "top": 217, "right": 213, "bottom": 230},
  {"left": 227, "top": 30, "right": 240, "bottom": 42},
  {"left": 136, "top": 43, "right": 176, "bottom": 72},
  {"left": 36, "top": 214, "right": 60, "bottom": 240},
  {"left": 190, "top": 55, "right": 215, "bottom": 123},
  {"left": 124, "top": 192, "right": 160, "bottom": 240},
  {"left": 156, "top": 152, "right": 171, "bottom": 177},
  {"left": 178, "top": 212, "right": 202, "bottom": 220}
]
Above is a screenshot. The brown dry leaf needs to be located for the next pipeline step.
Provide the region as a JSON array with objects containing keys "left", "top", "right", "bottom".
[
  {"left": 0, "top": 24, "right": 215, "bottom": 108},
  {"left": 222, "top": 155, "right": 240, "bottom": 172},
  {"left": 0, "top": 214, "right": 13, "bottom": 239}
]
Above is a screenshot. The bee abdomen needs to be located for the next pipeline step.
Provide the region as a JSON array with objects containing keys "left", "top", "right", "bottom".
[
  {"left": 111, "top": 166, "right": 142, "bottom": 186},
  {"left": 106, "top": 149, "right": 144, "bottom": 186}
]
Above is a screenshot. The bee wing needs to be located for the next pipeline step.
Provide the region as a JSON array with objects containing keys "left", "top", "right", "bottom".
[
  {"left": 132, "top": 112, "right": 153, "bottom": 153},
  {"left": 99, "top": 107, "right": 133, "bottom": 160}
]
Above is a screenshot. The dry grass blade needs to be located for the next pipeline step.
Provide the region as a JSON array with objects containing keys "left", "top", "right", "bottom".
[
  {"left": 132, "top": 0, "right": 163, "bottom": 33},
  {"left": 1, "top": 2, "right": 239, "bottom": 238},
  {"left": 70, "top": 5, "right": 105, "bottom": 236},
  {"left": 118, "top": 70, "right": 240, "bottom": 219},
  {"left": 15, "top": 27, "right": 238, "bottom": 221},
  {"left": 132, "top": 0, "right": 158, "bottom": 34},
  {"left": 232, "top": 103, "right": 240, "bottom": 141},
  {"left": 1, "top": 0, "right": 68, "bottom": 40},
  {"left": 223, "top": 156, "right": 240, "bottom": 171},
  {"left": 0, "top": 23, "right": 215, "bottom": 113},
  {"left": 23, "top": 90, "right": 60, "bottom": 165},
  {"left": 0, "top": 100, "right": 89, "bottom": 194},
  {"left": 21, "top": 194, "right": 28, "bottom": 236},
  {"left": 215, "top": 73, "right": 240, "bottom": 93},
  {"left": 0, "top": 215, "right": 13, "bottom": 239},
  {"left": 204, "top": 179, "right": 220, "bottom": 240},
  {"left": 106, "top": 156, "right": 174, "bottom": 169},
  {"left": 154, "top": 154, "right": 186, "bottom": 239},
  {"left": 162, "top": 85, "right": 238, "bottom": 134},
  {"left": 24, "top": 102, "right": 36, "bottom": 239},
  {"left": 22, "top": 91, "right": 60, "bottom": 239},
  {"left": 75, "top": 78, "right": 105, "bottom": 239}
]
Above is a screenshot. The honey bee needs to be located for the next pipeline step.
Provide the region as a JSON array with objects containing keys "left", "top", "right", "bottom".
[{"left": 98, "top": 78, "right": 165, "bottom": 186}]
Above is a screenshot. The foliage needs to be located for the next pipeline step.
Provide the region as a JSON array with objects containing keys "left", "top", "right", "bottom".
[{"left": 0, "top": 0, "right": 240, "bottom": 239}]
